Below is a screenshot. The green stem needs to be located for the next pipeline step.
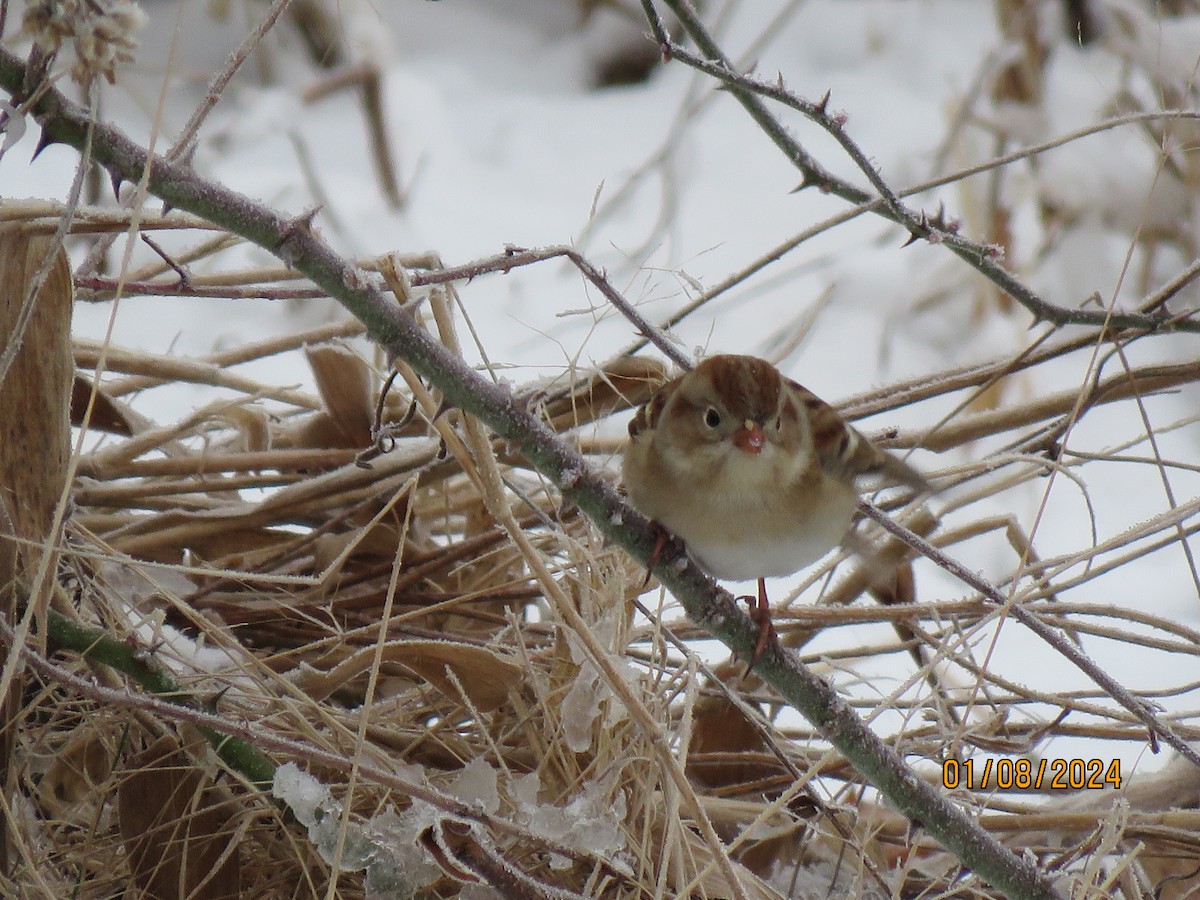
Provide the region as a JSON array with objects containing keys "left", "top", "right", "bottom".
[{"left": 46, "top": 609, "right": 276, "bottom": 789}]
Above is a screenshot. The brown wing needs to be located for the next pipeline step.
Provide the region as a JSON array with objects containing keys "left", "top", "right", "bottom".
[
  {"left": 785, "top": 377, "right": 929, "bottom": 493},
  {"left": 628, "top": 372, "right": 683, "bottom": 439}
]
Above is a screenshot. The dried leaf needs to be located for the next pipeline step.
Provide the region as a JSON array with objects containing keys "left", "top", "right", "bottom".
[
  {"left": 118, "top": 735, "right": 242, "bottom": 900},
  {"left": 213, "top": 405, "right": 272, "bottom": 452},
  {"left": 544, "top": 357, "right": 667, "bottom": 431},
  {"left": 687, "top": 694, "right": 781, "bottom": 791},
  {"left": 0, "top": 228, "right": 73, "bottom": 564},
  {"left": 304, "top": 342, "right": 375, "bottom": 447},
  {"left": 71, "top": 373, "right": 138, "bottom": 436},
  {"left": 40, "top": 732, "right": 111, "bottom": 814},
  {"left": 291, "top": 640, "right": 522, "bottom": 710}
]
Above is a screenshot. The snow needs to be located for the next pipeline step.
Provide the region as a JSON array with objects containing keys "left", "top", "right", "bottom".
[
  {"left": 6, "top": 0, "right": 1200, "bottom": 791},
  {"left": 445, "top": 757, "right": 501, "bottom": 815},
  {"left": 273, "top": 759, "right": 630, "bottom": 890},
  {"left": 513, "top": 768, "right": 630, "bottom": 873}
]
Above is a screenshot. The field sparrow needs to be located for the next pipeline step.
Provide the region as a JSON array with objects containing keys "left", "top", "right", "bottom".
[{"left": 622, "top": 354, "right": 928, "bottom": 658}]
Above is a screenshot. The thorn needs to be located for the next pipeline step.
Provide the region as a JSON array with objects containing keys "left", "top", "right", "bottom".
[
  {"left": 161, "top": 200, "right": 173, "bottom": 216},
  {"left": 660, "top": 42, "right": 672, "bottom": 64},
  {"left": 276, "top": 206, "right": 323, "bottom": 262},
  {"left": 110, "top": 170, "right": 124, "bottom": 200},
  {"left": 901, "top": 210, "right": 932, "bottom": 247},
  {"left": 815, "top": 89, "right": 832, "bottom": 115},
  {"left": 285, "top": 205, "right": 322, "bottom": 237},
  {"left": 30, "top": 127, "right": 54, "bottom": 161},
  {"left": 209, "top": 685, "right": 233, "bottom": 710},
  {"left": 790, "top": 173, "right": 816, "bottom": 193},
  {"left": 926, "top": 202, "right": 960, "bottom": 236},
  {"left": 432, "top": 397, "right": 455, "bottom": 423}
]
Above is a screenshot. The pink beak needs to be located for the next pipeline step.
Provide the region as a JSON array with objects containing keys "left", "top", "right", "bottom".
[{"left": 733, "top": 420, "right": 765, "bottom": 455}]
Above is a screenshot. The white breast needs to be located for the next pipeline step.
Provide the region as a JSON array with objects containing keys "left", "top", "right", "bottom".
[{"left": 656, "top": 474, "right": 858, "bottom": 581}]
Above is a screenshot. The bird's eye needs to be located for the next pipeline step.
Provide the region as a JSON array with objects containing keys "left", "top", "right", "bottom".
[{"left": 704, "top": 407, "right": 722, "bottom": 429}]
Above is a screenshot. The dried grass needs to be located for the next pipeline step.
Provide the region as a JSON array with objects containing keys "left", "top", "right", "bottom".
[{"left": 4, "top": 199, "right": 1200, "bottom": 899}]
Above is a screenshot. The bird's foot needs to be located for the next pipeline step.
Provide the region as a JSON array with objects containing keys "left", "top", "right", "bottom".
[
  {"left": 739, "top": 577, "right": 777, "bottom": 665},
  {"left": 639, "top": 520, "right": 682, "bottom": 591}
]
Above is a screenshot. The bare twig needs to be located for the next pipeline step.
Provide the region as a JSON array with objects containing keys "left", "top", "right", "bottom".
[
  {"left": 407, "top": 244, "right": 693, "bottom": 370},
  {"left": 858, "top": 501, "right": 1200, "bottom": 770}
]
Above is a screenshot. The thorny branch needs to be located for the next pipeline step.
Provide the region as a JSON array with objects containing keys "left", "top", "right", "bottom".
[{"left": 640, "top": 0, "right": 1200, "bottom": 334}]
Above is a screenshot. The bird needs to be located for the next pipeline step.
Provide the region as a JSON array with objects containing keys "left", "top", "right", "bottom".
[{"left": 621, "top": 353, "right": 929, "bottom": 661}]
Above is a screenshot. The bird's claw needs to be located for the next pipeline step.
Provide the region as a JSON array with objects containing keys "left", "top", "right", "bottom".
[
  {"left": 640, "top": 520, "right": 682, "bottom": 590},
  {"left": 739, "top": 577, "right": 777, "bottom": 665}
]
